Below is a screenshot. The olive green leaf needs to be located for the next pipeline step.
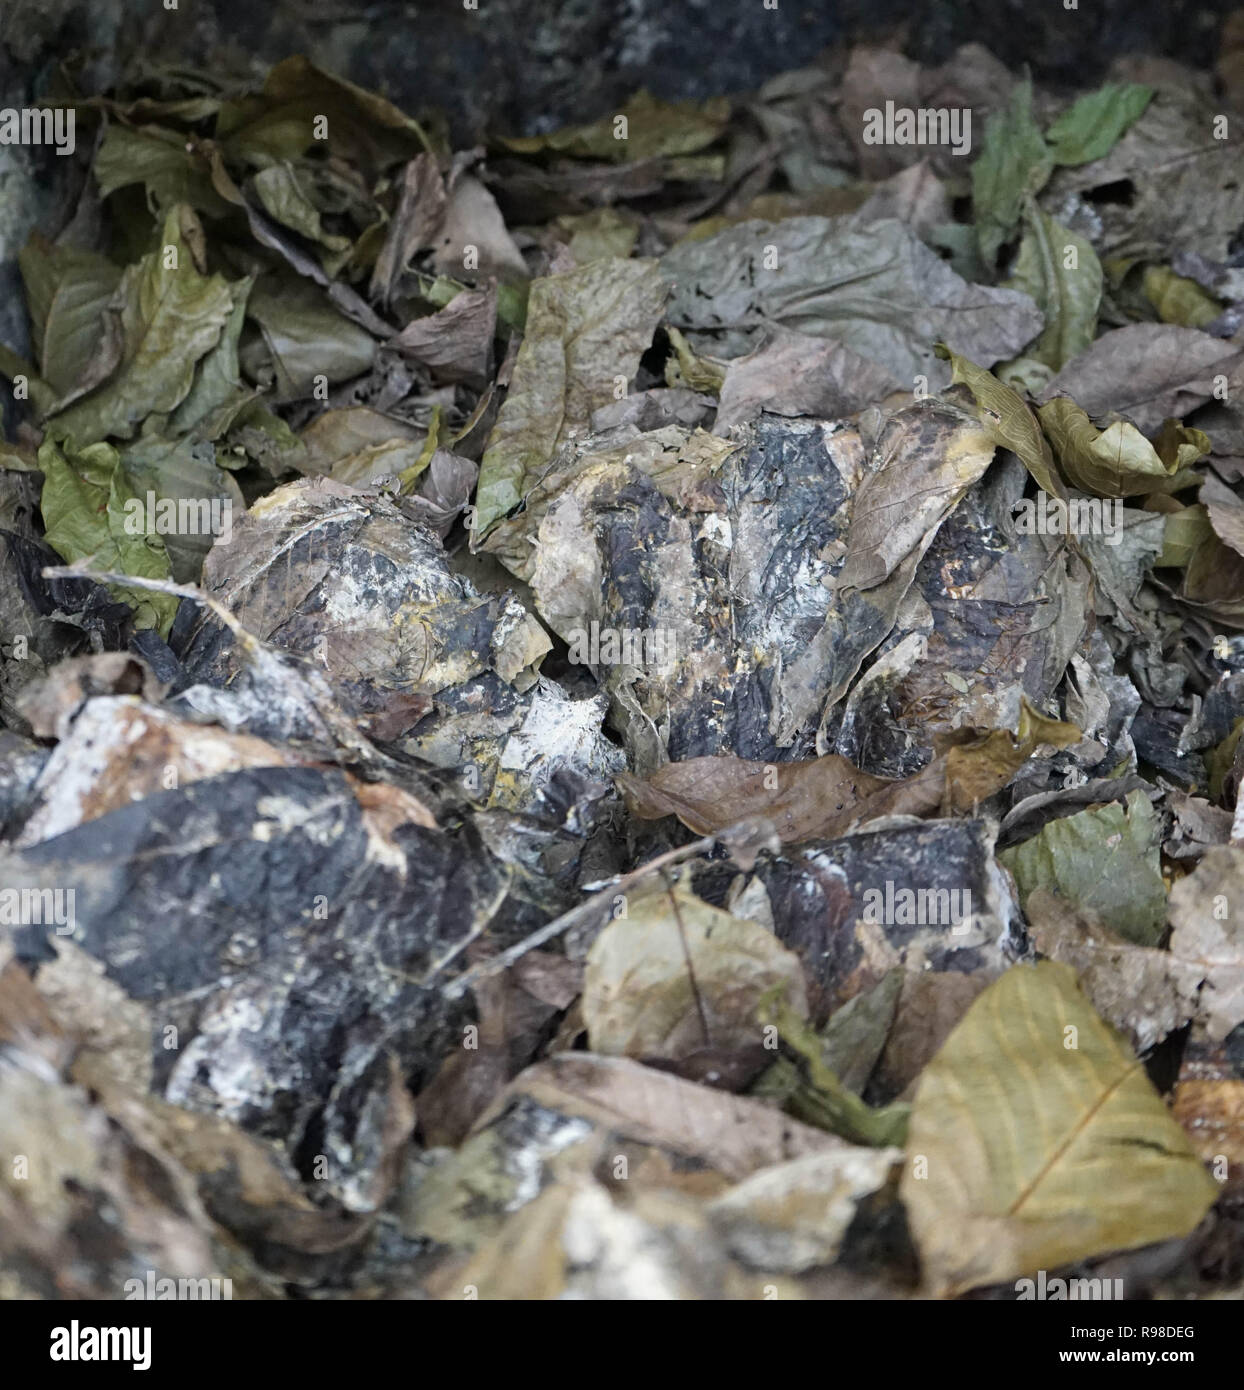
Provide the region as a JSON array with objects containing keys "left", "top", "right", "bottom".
[
  {"left": 999, "top": 789, "right": 1167, "bottom": 945},
  {"left": 38, "top": 438, "right": 178, "bottom": 634},
  {"left": 251, "top": 162, "right": 352, "bottom": 257},
  {"left": 246, "top": 277, "right": 377, "bottom": 400},
  {"left": 940, "top": 698, "right": 1081, "bottom": 813},
  {"left": 169, "top": 275, "right": 254, "bottom": 437},
  {"left": 1037, "top": 396, "right": 1207, "bottom": 498},
  {"left": 17, "top": 237, "right": 123, "bottom": 397},
  {"left": 1157, "top": 503, "right": 1213, "bottom": 569},
  {"left": 46, "top": 206, "right": 237, "bottom": 445},
  {"left": 756, "top": 990, "right": 909, "bottom": 1148},
  {"left": 119, "top": 432, "right": 242, "bottom": 583},
  {"left": 900, "top": 960, "right": 1218, "bottom": 1296},
  {"left": 1045, "top": 82, "right": 1155, "bottom": 167},
  {"left": 219, "top": 55, "right": 431, "bottom": 178},
  {"left": 972, "top": 79, "right": 1054, "bottom": 267},
  {"left": 0, "top": 345, "right": 62, "bottom": 418},
  {"left": 934, "top": 344, "right": 1065, "bottom": 498},
  {"left": 1001, "top": 206, "right": 1101, "bottom": 376},
  {"left": 664, "top": 325, "right": 726, "bottom": 393},
  {"left": 94, "top": 123, "right": 231, "bottom": 217},
  {"left": 554, "top": 207, "right": 640, "bottom": 264},
  {"left": 473, "top": 257, "right": 666, "bottom": 540},
  {"left": 496, "top": 89, "right": 729, "bottom": 163},
  {"left": 1142, "top": 265, "right": 1223, "bottom": 329}
]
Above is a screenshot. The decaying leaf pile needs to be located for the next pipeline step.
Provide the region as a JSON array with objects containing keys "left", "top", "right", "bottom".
[{"left": 1, "top": 34, "right": 1244, "bottom": 1300}]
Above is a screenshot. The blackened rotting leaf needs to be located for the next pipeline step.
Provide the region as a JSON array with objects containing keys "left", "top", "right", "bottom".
[
  {"left": 836, "top": 456, "right": 1091, "bottom": 775},
  {"left": 177, "top": 477, "right": 550, "bottom": 743},
  {"left": 528, "top": 407, "right": 1019, "bottom": 769},
  {"left": 6, "top": 26, "right": 1244, "bottom": 1301},
  {"left": 742, "top": 818, "right": 1020, "bottom": 1023},
  {"left": 0, "top": 763, "right": 563, "bottom": 1209}
]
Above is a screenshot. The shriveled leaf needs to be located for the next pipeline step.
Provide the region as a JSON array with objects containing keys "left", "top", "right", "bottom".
[
  {"left": 617, "top": 751, "right": 944, "bottom": 845},
  {"left": 757, "top": 991, "right": 909, "bottom": 1147},
  {"left": 251, "top": 162, "right": 351, "bottom": 254},
  {"left": 431, "top": 175, "right": 527, "bottom": 280},
  {"left": 940, "top": 699, "right": 1080, "bottom": 812},
  {"left": 999, "top": 790, "right": 1167, "bottom": 945},
  {"left": 369, "top": 154, "right": 446, "bottom": 304},
  {"left": 169, "top": 275, "right": 253, "bottom": 437},
  {"left": 663, "top": 216, "right": 1042, "bottom": 386},
  {"left": 247, "top": 277, "right": 377, "bottom": 399},
  {"left": 708, "top": 1147, "right": 901, "bottom": 1274},
  {"left": 664, "top": 324, "right": 726, "bottom": 394},
  {"left": 1026, "top": 890, "right": 1202, "bottom": 1053},
  {"left": 1041, "top": 325, "right": 1243, "bottom": 435},
  {"left": 221, "top": 54, "right": 430, "bottom": 174},
  {"left": 296, "top": 407, "right": 430, "bottom": 489},
  {"left": 837, "top": 405, "right": 995, "bottom": 590},
  {"left": 1001, "top": 206, "right": 1101, "bottom": 375},
  {"left": 394, "top": 286, "right": 496, "bottom": 383},
  {"left": 713, "top": 328, "right": 899, "bottom": 435},
  {"left": 1037, "top": 396, "right": 1206, "bottom": 498},
  {"left": 474, "top": 257, "right": 666, "bottom": 538},
  {"left": 1045, "top": 82, "right": 1155, "bottom": 166},
  {"left": 935, "top": 344, "right": 1065, "bottom": 498}
]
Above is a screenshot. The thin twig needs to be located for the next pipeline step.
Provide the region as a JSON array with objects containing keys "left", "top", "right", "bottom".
[{"left": 439, "top": 818, "right": 777, "bottom": 999}]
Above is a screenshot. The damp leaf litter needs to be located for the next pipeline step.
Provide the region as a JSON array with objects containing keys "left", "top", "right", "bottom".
[{"left": 0, "top": 22, "right": 1243, "bottom": 1303}]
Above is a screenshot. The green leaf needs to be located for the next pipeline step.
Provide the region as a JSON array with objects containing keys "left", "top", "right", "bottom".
[
  {"left": 1037, "top": 396, "right": 1207, "bottom": 498},
  {"left": 219, "top": 55, "right": 430, "bottom": 175},
  {"left": 1045, "top": 82, "right": 1155, "bottom": 166},
  {"left": 900, "top": 960, "right": 1218, "bottom": 1296},
  {"left": 972, "top": 79, "right": 1054, "bottom": 267},
  {"left": 46, "top": 206, "right": 237, "bottom": 445},
  {"left": 251, "top": 162, "right": 351, "bottom": 255},
  {"left": 1001, "top": 206, "right": 1101, "bottom": 374},
  {"left": 94, "top": 124, "right": 231, "bottom": 217},
  {"left": 999, "top": 790, "right": 1167, "bottom": 945},
  {"left": 38, "top": 438, "right": 178, "bottom": 634},
  {"left": 246, "top": 277, "right": 377, "bottom": 400},
  {"left": 474, "top": 257, "right": 667, "bottom": 539},
  {"left": 1142, "top": 264, "right": 1223, "bottom": 329},
  {"left": 119, "top": 431, "right": 241, "bottom": 583},
  {"left": 169, "top": 275, "right": 254, "bottom": 437},
  {"left": 19, "top": 241, "right": 123, "bottom": 399},
  {"left": 756, "top": 990, "right": 909, "bottom": 1147},
  {"left": 496, "top": 89, "right": 729, "bottom": 163}
]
